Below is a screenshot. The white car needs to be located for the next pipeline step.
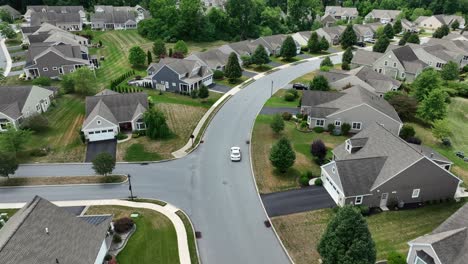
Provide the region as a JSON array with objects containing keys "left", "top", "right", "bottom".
[{"left": 230, "top": 147, "right": 241, "bottom": 161}]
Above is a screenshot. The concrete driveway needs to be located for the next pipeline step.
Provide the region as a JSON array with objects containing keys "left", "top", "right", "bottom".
[
  {"left": 209, "top": 83, "right": 231, "bottom": 93},
  {"left": 261, "top": 186, "right": 336, "bottom": 217},
  {"left": 85, "top": 139, "right": 117, "bottom": 162},
  {"left": 242, "top": 70, "right": 257, "bottom": 78}
]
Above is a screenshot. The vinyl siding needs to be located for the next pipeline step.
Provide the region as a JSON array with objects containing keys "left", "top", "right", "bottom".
[{"left": 150, "top": 66, "right": 186, "bottom": 92}]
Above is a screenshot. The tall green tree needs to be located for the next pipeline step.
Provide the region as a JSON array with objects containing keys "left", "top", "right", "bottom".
[
  {"left": 451, "top": 19, "right": 460, "bottom": 30},
  {"left": 412, "top": 68, "right": 442, "bottom": 101},
  {"left": 260, "top": 7, "right": 287, "bottom": 35},
  {"left": 399, "top": 31, "right": 410, "bottom": 45},
  {"left": 342, "top": 47, "right": 353, "bottom": 64},
  {"left": 383, "top": 23, "right": 394, "bottom": 39},
  {"left": 269, "top": 137, "right": 296, "bottom": 173},
  {"left": 443, "top": 0, "right": 459, "bottom": 14},
  {"left": 309, "top": 75, "right": 330, "bottom": 91},
  {"left": 319, "top": 36, "right": 330, "bottom": 52},
  {"left": 176, "top": 0, "right": 205, "bottom": 40},
  {"left": 225, "top": 52, "right": 242, "bottom": 83},
  {"left": 340, "top": 24, "right": 357, "bottom": 49},
  {"left": 226, "top": 0, "right": 257, "bottom": 39},
  {"left": 146, "top": 0, "right": 178, "bottom": 39},
  {"left": 373, "top": 35, "right": 390, "bottom": 53},
  {"left": 147, "top": 50, "right": 153, "bottom": 65},
  {"left": 307, "top": 32, "right": 321, "bottom": 53},
  {"left": 0, "top": 152, "right": 18, "bottom": 178},
  {"left": 128, "top": 46, "right": 146, "bottom": 67},
  {"left": 270, "top": 113, "right": 285, "bottom": 134},
  {"left": 92, "top": 153, "right": 115, "bottom": 176},
  {"left": 417, "top": 89, "right": 448, "bottom": 122},
  {"left": 393, "top": 20, "right": 403, "bottom": 34},
  {"left": 440, "top": 61, "right": 459, "bottom": 81},
  {"left": 0, "top": 23, "right": 16, "bottom": 39},
  {"left": 71, "top": 67, "right": 96, "bottom": 96},
  {"left": 206, "top": 7, "right": 231, "bottom": 40},
  {"left": 251, "top": 45, "right": 270, "bottom": 65},
  {"left": 0, "top": 127, "right": 33, "bottom": 155},
  {"left": 406, "top": 33, "right": 420, "bottom": 44},
  {"left": 144, "top": 109, "right": 172, "bottom": 139},
  {"left": 153, "top": 39, "right": 167, "bottom": 58},
  {"left": 173, "top": 40, "right": 189, "bottom": 55},
  {"left": 286, "top": 0, "right": 315, "bottom": 31},
  {"left": 432, "top": 119, "right": 451, "bottom": 141},
  {"left": 280, "top": 36, "right": 297, "bottom": 60},
  {"left": 198, "top": 85, "right": 209, "bottom": 98},
  {"left": 320, "top": 56, "right": 333, "bottom": 68},
  {"left": 318, "top": 206, "right": 376, "bottom": 264}
]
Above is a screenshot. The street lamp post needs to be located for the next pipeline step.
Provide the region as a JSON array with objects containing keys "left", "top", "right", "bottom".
[
  {"left": 128, "top": 174, "right": 135, "bottom": 200},
  {"left": 270, "top": 80, "right": 273, "bottom": 96}
]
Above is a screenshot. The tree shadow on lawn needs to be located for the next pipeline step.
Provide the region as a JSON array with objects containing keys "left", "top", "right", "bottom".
[{"left": 272, "top": 167, "right": 302, "bottom": 189}]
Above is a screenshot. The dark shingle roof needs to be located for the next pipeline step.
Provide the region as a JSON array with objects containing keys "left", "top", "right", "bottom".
[
  {"left": 0, "top": 86, "right": 37, "bottom": 119},
  {"left": 30, "top": 12, "right": 81, "bottom": 26},
  {"left": 0, "top": 196, "right": 111, "bottom": 264}
]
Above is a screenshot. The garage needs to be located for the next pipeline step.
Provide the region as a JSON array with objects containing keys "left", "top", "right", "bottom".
[
  {"left": 87, "top": 128, "right": 116, "bottom": 142},
  {"left": 322, "top": 173, "right": 342, "bottom": 205}
]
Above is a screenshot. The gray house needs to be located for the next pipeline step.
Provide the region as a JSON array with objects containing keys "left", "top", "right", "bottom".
[
  {"left": 91, "top": 5, "right": 149, "bottom": 30},
  {"left": 146, "top": 58, "right": 213, "bottom": 92},
  {"left": 424, "top": 38, "right": 468, "bottom": 68},
  {"left": 351, "top": 49, "right": 383, "bottom": 68},
  {"left": 22, "top": 23, "right": 90, "bottom": 46},
  {"left": 82, "top": 91, "right": 148, "bottom": 142},
  {"left": 25, "top": 5, "right": 86, "bottom": 27},
  {"left": 319, "top": 66, "right": 401, "bottom": 96},
  {"left": 292, "top": 31, "right": 312, "bottom": 47},
  {"left": 324, "top": 6, "right": 358, "bottom": 21},
  {"left": 364, "top": 9, "right": 401, "bottom": 24},
  {"left": 0, "top": 196, "right": 112, "bottom": 264},
  {"left": 0, "top": 5, "right": 21, "bottom": 20},
  {"left": 252, "top": 34, "right": 301, "bottom": 56},
  {"left": 316, "top": 26, "right": 346, "bottom": 45},
  {"left": 353, "top": 24, "right": 376, "bottom": 42},
  {"left": 321, "top": 14, "right": 337, "bottom": 27},
  {"left": 321, "top": 123, "right": 460, "bottom": 208},
  {"left": 186, "top": 49, "right": 230, "bottom": 71},
  {"left": 407, "top": 203, "right": 468, "bottom": 264},
  {"left": 372, "top": 45, "right": 428, "bottom": 81},
  {"left": 301, "top": 85, "right": 403, "bottom": 135},
  {"left": 0, "top": 86, "right": 55, "bottom": 131}
]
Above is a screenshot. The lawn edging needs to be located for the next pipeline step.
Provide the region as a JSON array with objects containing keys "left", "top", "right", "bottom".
[
  {"left": 175, "top": 210, "right": 201, "bottom": 264},
  {"left": 0, "top": 174, "right": 128, "bottom": 188},
  {"left": 0, "top": 199, "right": 194, "bottom": 264}
]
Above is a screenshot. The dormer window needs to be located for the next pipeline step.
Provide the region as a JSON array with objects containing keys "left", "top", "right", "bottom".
[{"left": 346, "top": 140, "right": 351, "bottom": 153}]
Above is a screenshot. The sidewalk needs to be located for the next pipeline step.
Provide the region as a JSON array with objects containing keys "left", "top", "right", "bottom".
[
  {"left": 0, "top": 38, "right": 12, "bottom": 76},
  {"left": 0, "top": 199, "right": 194, "bottom": 264}
]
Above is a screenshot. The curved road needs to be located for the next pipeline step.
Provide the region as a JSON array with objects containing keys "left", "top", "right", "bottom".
[{"left": 0, "top": 54, "right": 342, "bottom": 264}]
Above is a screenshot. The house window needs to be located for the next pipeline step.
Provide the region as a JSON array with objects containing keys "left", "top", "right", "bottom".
[
  {"left": 97, "top": 120, "right": 101, "bottom": 125},
  {"left": 172, "top": 83, "right": 176, "bottom": 87},
  {"left": 352, "top": 122, "right": 362, "bottom": 130},
  {"left": 334, "top": 120, "right": 341, "bottom": 126},
  {"left": 136, "top": 118, "right": 146, "bottom": 130},
  {"left": 384, "top": 61, "right": 388, "bottom": 66},
  {"left": 393, "top": 62, "right": 397, "bottom": 67},
  {"left": 355, "top": 196, "right": 363, "bottom": 205},
  {"left": 436, "top": 62, "right": 444, "bottom": 68},
  {"left": 463, "top": 56, "right": 468, "bottom": 60},
  {"left": 43, "top": 67, "right": 48, "bottom": 71},
  {"left": 89, "top": 131, "right": 95, "bottom": 134},
  {"left": 378, "top": 68, "right": 382, "bottom": 73},
  {"left": 414, "top": 256, "right": 428, "bottom": 264},
  {"left": 401, "top": 72, "right": 405, "bottom": 78},
  {"left": 315, "top": 119, "right": 325, "bottom": 127},
  {"left": 36, "top": 104, "right": 41, "bottom": 111},
  {"left": 346, "top": 141, "right": 351, "bottom": 152},
  {"left": 412, "top": 189, "right": 420, "bottom": 198}
]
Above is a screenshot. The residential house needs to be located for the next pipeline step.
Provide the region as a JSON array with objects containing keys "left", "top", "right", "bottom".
[
  {"left": 407, "top": 203, "right": 468, "bottom": 264},
  {"left": 0, "top": 196, "right": 112, "bottom": 264},
  {"left": 324, "top": 6, "right": 358, "bottom": 21},
  {"left": 202, "top": 0, "right": 227, "bottom": 9},
  {"left": 0, "top": 86, "right": 55, "bottom": 131},
  {"left": 319, "top": 66, "right": 401, "bottom": 96},
  {"left": 82, "top": 91, "right": 148, "bottom": 142},
  {"left": 443, "top": 31, "right": 468, "bottom": 41},
  {"left": 186, "top": 49, "right": 230, "bottom": 71},
  {"left": 316, "top": 26, "right": 346, "bottom": 45},
  {"left": 351, "top": 49, "right": 383, "bottom": 68},
  {"left": 292, "top": 31, "right": 312, "bottom": 47},
  {"left": 25, "top": 5, "right": 86, "bottom": 30},
  {"left": 415, "top": 15, "right": 465, "bottom": 31},
  {"left": 219, "top": 40, "right": 257, "bottom": 59},
  {"left": 301, "top": 85, "right": 402, "bottom": 134},
  {"left": 145, "top": 58, "right": 213, "bottom": 92},
  {"left": 22, "top": 23, "right": 89, "bottom": 47},
  {"left": 408, "top": 43, "right": 466, "bottom": 70},
  {"left": 353, "top": 24, "right": 375, "bottom": 42},
  {"left": 252, "top": 34, "right": 301, "bottom": 56},
  {"left": 321, "top": 14, "right": 337, "bottom": 27},
  {"left": 401, "top": 19, "right": 419, "bottom": 33},
  {"left": 365, "top": 9, "right": 401, "bottom": 24},
  {"left": 425, "top": 38, "right": 468, "bottom": 67},
  {"left": 372, "top": 45, "right": 428, "bottom": 81},
  {"left": 321, "top": 123, "right": 460, "bottom": 208},
  {"left": 24, "top": 42, "right": 98, "bottom": 79},
  {"left": 0, "top": 5, "right": 21, "bottom": 20},
  {"left": 91, "top": 5, "right": 150, "bottom": 30}
]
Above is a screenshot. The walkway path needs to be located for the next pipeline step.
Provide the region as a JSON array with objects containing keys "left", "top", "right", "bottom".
[
  {"left": 0, "top": 199, "right": 193, "bottom": 264},
  {"left": 0, "top": 38, "right": 12, "bottom": 76}
]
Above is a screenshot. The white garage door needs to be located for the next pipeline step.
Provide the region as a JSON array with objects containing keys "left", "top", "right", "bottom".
[
  {"left": 88, "top": 129, "right": 115, "bottom": 142},
  {"left": 322, "top": 175, "right": 341, "bottom": 205}
]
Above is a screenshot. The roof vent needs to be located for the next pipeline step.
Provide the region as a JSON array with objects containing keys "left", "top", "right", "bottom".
[
  {"left": 430, "top": 153, "right": 434, "bottom": 158},
  {"left": 45, "top": 227, "right": 49, "bottom": 235}
]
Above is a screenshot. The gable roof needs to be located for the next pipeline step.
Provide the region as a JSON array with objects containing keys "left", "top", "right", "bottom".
[
  {"left": 366, "top": 9, "right": 401, "bottom": 19},
  {"left": 351, "top": 49, "right": 383, "bottom": 66},
  {"left": 84, "top": 92, "right": 148, "bottom": 128},
  {"left": 187, "top": 49, "right": 230, "bottom": 70},
  {"left": 25, "top": 42, "right": 89, "bottom": 68},
  {"left": 148, "top": 58, "right": 212, "bottom": 83},
  {"left": 324, "top": 6, "right": 358, "bottom": 17},
  {"left": 0, "top": 196, "right": 111, "bottom": 264},
  {"left": 0, "top": 5, "right": 21, "bottom": 18},
  {"left": 30, "top": 12, "right": 81, "bottom": 26},
  {"left": 389, "top": 45, "right": 428, "bottom": 74},
  {"left": 0, "top": 86, "right": 53, "bottom": 119},
  {"left": 91, "top": 5, "right": 137, "bottom": 24}
]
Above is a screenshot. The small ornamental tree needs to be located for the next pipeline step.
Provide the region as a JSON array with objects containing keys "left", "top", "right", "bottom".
[
  {"left": 343, "top": 47, "right": 353, "bottom": 65},
  {"left": 412, "top": 68, "right": 442, "bottom": 102},
  {"left": 144, "top": 109, "right": 172, "bottom": 139},
  {"left": 32, "top": 76, "right": 52, "bottom": 86},
  {"left": 432, "top": 119, "right": 451, "bottom": 141},
  {"left": 318, "top": 206, "right": 376, "bottom": 264},
  {"left": 387, "top": 251, "right": 406, "bottom": 264},
  {"left": 440, "top": 61, "right": 459, "bottom": 81},
  {"left": 340, "top": 24, "right": 357, "bottom": 49},
  {"left": 198, "top": 85, "right": 209, "bottom": 98},
  {"left": 406, "top": 33, "right": 420, "bottom": 44},
  {"left": 311, "top": 139, "right": 327, "bottom": 164},
  {"left": 251, "top": 45, "right": 270, "bottom": 66},
  {"left": 153, "top": 39, "right": 167, "bottom": 58},
  {"left": 114, "top": 217, "right": 134, "bottom": 234},
  {"left": 147, "top": 50, "right": 152, "bottom": 65},
  {"left": 269, "top": 137, "right": 296, "bottom": 173},
  {"left": 320, "top": 56, "right": 333, "bottom": 68},
  {"left": 417, "top": 89, "right": 448, "bottom": 122},
  {"left": 399, "top": 31, "right": 410, "bottom": 45},
  {"left": 451, "top": 19, "right": 460, "bottom": 30},
  {"left": 128, "top": 46, "right": 146, "bottom": 67},
  {"left": 280, "top": 36, "right": 297, "bottom": 60},
  {"left": 0, "top": 152, "right": 18, "bottom": 178},
  {"left": 92, "top": 153, "right": 116, "bottom": 176},
  {"left": 319, "top": 36, "right": 330, "bottom": 51},
  {"left": 224, "top": 52, "right": 242, "bottom": 83},
  {"left": 174, "top": 40, "right": 188, "bottom": 55},
  {"left": 399, "top": 124, "right": 416, "bottom": 140},
  {"left": 341, "top": 123, "right": 351, "bottom": 135},
  {"left": 309, "top": 75, "right": 330, "bottom": 91},
  {"left": 388, "top": 94, "right": 418, "bottom": 120},
  {"left": 383, "top": 23, "right": 394, "bottom": 39},
  {"left": 270, "top": 113, "right": 285, "bottom": 134},
  {"left": 307, "top": 32, "right": 321, "bottom": 53},
  {"left": 0, "top": 127, "right": 33, "bottom": 155},
  {"left": 393, "top": 20, "right": 403, "bottom": 34},
  {"left": 373, "top": 35, "right": 390, "bottom": 53}
]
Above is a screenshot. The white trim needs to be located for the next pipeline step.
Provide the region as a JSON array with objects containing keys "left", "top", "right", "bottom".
[
  {"left": 355, "top": 196, "right": 363, "bottom": 205},
  {"left": 334, "top": 120, "right": 341, "bottom": 126},
  {"left": 411, "top": 188, "right": 420, "bottom": 198},
  {"left": 351, "top": 121, "right": 362, "bottom": 130},
  {"left": 82, "top": 115, "right": 117, "bottom": 131},
  {"left": 315, "top": 119, "right": 325, "bottom": 127}
]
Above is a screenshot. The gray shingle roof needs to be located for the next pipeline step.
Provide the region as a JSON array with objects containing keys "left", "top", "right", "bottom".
[
  {"left": 27, "top": 5, "right": 84, "bottom": 13},
  {"left": 324, "top": 6, "right": 358, "bottom": 17},
  {"left": 0, "top": 196, "right": 111, "bottom": 264},
  {"left": 391, "top": 45, "right": 428, "bottom": 74},
  {"left": 148, "top": 58, "right": 212, "bottom": 83},
  {"left": 0, "top": 86, "right": 33, "bottom": 119},
  {"left": 91, "top": 5, "right": 137, "bottom": 24},
  {"left": 366, "top": 9, "right": 401, "bottom": 20},
  {"left": 25, "top": 42, "right": 88, "bottom": 68},
  {"left": 187, "top": 49, "right": 229, "bottom": 70},
  {"left": 351, "top": 49, "right": 383, "bottom": 66},
  {"left": 30, "top": 12, "right": 81, "bottom": 26},
  {"left": 0, "top": 5, "right": 21, "bottom": 18}
]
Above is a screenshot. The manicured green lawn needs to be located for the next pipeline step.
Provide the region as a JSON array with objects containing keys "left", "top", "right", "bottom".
[
  {"left": 252, "top": 114, "right": 347, "bottom": 193},
  {"left": 272, "top": 201, "right": 466, "bottom": 264},
  {"left": 123, "top": 143, "right": 162, "bottom": 161},
  {"left": 147, "top": 89, "right": 222, "bottom": 109},
  {"left": 216, "top": 76, "right": 249, "bottom": 87},
  {"left": 264, "top": 89, "right": 302, "bottom": 108},
  {"left": 86, "top": 205, "right": 180, "bottom": 264},
  {"left": 270, "top": 56, "right": 300, "bottom": 64}
]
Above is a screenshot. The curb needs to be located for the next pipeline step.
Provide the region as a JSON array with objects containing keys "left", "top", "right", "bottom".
[
  {"left": 0, "top": 38, "right": 12, "bottom": 76},
  {"left": 0, "top": 175, "right": 128, "bottom": 188}
]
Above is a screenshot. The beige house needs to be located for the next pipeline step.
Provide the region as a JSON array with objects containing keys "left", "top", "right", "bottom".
[{"left": 415, "top": 15, "right": 465, "bottom": 31}]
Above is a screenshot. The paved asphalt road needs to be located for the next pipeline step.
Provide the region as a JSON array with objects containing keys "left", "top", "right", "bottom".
[
  {"left": 0, "top": 53, "right": 343, "bottom": 264},
  {"left": 261, "top": 186, "right": 336, "bottom": 217}
]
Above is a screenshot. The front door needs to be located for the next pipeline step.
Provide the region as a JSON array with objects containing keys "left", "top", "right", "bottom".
[{"left": 380, "top": 193, "right": 388, "bottom": 207}]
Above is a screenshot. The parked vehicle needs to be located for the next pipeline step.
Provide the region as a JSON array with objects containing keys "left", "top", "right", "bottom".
[
  {"left": 356, "top": 41, "right": 366, "bottom": 47},
  {"left": 456, "top": 151, "right": 465, "bottom": 159},
  {"left": 293, "top": 83, "right": 307, "bottom": 90},
  {"left": 230, "top": 147, "right": 241, "bottom": 162}
]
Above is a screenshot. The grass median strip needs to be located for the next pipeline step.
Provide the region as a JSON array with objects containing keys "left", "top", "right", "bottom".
[
  {"left": 0, "top": 175, "right": 127, "bottom": 187},
  {"left": 176, "top": 210, "right": 200, "bottom": 264}
]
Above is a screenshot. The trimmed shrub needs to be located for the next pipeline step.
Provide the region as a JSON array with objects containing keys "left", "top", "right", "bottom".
[
  {"left": 288, "top": 88, "right": 298, "bottom": 98},
  {"left": 213, "top": 70, "right": 224, "bottom": 79},
  {"left": 116, "top": 133, "right": 127, "bottom": 140},
  {"left": 314, "top": 178, "right": 323, "bottom": 186},
  {"left": 313, "top": 127, "right": 324, "bottom": 133},
  {"left": 305, "top": 170, "right": 313, "bottom": 179},
  {"left": 341, "top": 123, "right": 351, "bottom": 135},
  {"left": 300, "top": 120, "right": 308, "bottom": 128},
  {"left": 358, "top": 205, "right": 370, "bottom": 216},
  {"left": 32, "top": 76, "right": 52, "bottom": 86},
  {"left": 299, "top": 176, "right": 310, "bottom": 186},
  {"left": 442, "top": 138, "right": 452, "bottom": 147},
  {"left": 296, "top": 113, "right": 303, "bottom": 119},
  {"left": 399, "top": 124, "right": 415, "bottom": 140},
  {"left": 282, "top": 112, "right": 292, "bottom": 121},
  {"left": 113, "top": 234, "right": 122, "bottom": 244},
  {"left": 114, "top": 217, "right": 134, "bottom": 234},
  {"left": 327, "top": 123, "right": 335, "bottom": 132},
  {"left": 21, "top": 114, "right": 49, "bottom": 132},
  {"left": 284, "top": 92, "right": 296, "bottom": 102},
  {"left": 406, "top": 136, "right": 422, "bottom": 145},
  {"left": 30, "top": 147, "right": 49, "bottom": 157}
]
